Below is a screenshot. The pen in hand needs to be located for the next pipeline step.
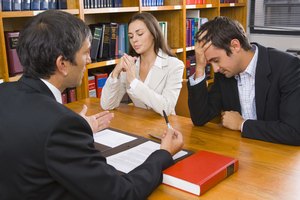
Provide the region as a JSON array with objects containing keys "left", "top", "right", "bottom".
[{"left": 163, "top": 110, "right": 172, "bottom": 129}]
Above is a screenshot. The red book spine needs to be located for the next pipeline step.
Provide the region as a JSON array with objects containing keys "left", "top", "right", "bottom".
[
  {"left": 88, "top": 76, "right": 97, "bottom": 97},
  {"left": 201, "top": 161, "right": 238, "bottom": 194},
  {"left": 61, "top": 90, "right": 68, "bottom": 104},
  {"left": 94, "top": 73, "right": 108, "bottom": 98},
  {"left": 67, "top": 88, "right": 77, "bottom": 103}
]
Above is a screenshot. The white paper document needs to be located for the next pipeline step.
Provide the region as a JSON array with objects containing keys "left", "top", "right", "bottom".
[
  {"left": 107, "top": 141, "right": 188, "bottom": 173},
  {"left": 93, "top": 129, "right": 137, "bottom": 148}
]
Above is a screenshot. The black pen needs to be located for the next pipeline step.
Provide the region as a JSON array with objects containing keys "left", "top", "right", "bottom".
[{"left": 162, "top": 110, "right": 172, "bottom": 129}]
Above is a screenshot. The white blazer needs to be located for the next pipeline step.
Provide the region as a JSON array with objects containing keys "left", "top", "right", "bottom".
[{"left": 100, "top": 49, "right": 184, "bottom": 116}]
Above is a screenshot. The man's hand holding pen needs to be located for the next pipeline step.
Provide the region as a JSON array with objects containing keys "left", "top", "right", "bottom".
[
  {"left": 160, "top": 110, "right": 183, "bottom": 156},
  {"left": 160, "top": 128, "right": 183, "bottom": 156}
]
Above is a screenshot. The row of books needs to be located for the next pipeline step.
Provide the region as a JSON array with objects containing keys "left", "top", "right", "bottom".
[
  {"left": 89, "top": 20, "right": 168, "bottom": 63},
  {"left": 141, "top": 0, "right": 164, "bottom": 6},
  {"left": 88, "top": 73, "right": 108, "bottom": 98},
  {"left": 187, "top": 0, "right": 239, "bottom": 4},
  {"left": 83, "top": 0, "right": 122, "bottom": 9},
  {"left": 90, "top": 23, "right": 129, "bottom": 62},
  {"left": 220, "top": 0, "right": 239, "bottom": 3},
  {"left": 186, "top": 0, "right": 206, "bottom": 4},
  {"left": 1, "top": 0, "right": 67, "bottom": 11},
  {"left": 186, "top": 17, "right": 208, "bottom": 47},
  {"left": 61, "top": 88, "right": 77, "bottom": 104},
  {"left": 186, "top": 55, "right": 211, "bottom": 79}
]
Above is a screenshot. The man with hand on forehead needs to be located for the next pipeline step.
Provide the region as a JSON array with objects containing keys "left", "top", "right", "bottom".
[{"left": 187, "top": 16, "right": 300, "bottom": 145}]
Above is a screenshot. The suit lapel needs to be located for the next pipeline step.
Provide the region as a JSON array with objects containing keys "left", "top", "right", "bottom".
[
  {"left": 254, "top": 43, "right": 271, "bottom": 119},
  {"left": 147, "top": 53, "right": 169, "bottom": 90}
]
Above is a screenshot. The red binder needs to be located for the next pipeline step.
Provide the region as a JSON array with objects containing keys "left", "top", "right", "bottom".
[
  {"left": 5, "top": 31, "right": 23, "bottom": 76},
  {"left": 163, "top": 150, "right": 239, "bottom": 196}
]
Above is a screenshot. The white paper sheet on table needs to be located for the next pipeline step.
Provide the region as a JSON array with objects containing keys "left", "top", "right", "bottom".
[
  {"left": 106, "top": 141, "right": 188, "bottom": 173},
  {"left": 93, "top": 129, "right": 137, "bottom": 148}
]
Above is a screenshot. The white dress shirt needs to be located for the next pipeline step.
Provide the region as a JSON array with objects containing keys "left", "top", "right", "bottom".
[{"left": 40, "top": 78, "right": 62, "bottom": 104}]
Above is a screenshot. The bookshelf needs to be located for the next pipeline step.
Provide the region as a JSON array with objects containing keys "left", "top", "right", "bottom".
[{"left": 0, "top": 0, "right": 247, "bottom": 100}]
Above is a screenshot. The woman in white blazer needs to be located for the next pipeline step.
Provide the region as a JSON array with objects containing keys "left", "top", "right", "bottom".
[{"left": 101, "top": 12, "right": 184, "bottom": 116}]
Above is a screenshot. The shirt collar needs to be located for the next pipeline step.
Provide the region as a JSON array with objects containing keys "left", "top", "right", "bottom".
[
  {"left": 240, "top": 44, "right": 258, "bottom": 77},
  {"left": 136, "top": 49, "right": 168, "bottom": 70},
  {"left": 40, "top": 78, "right": 63, "bottom": 104},
  {"left": 153, "top": 49, "right": 165, "bottom": 69}
]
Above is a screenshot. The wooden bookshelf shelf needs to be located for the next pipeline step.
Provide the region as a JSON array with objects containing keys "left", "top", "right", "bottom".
[
  {"left": 186, "top": 3, "right": 218, "bottom": 9},
  {"left": 141, "top": 5, "right": 183, "bottom": 11},
  {"left": 84, "top": 7, "right": 139, "bottom": 14},
  {"left": 87, "top": 59, "right": 121, "bottom": 70},
  {"left": 1, "top": 9, "right": 79, "bottom": 18},
  {"left": 220, "top": 3, "right": 246, "bottom": 8}
]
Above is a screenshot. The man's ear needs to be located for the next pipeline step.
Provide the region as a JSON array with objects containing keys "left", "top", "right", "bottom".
[
  {"left": 230, "top": 39, "right": 241, "bottom": 53},
  {"left": 56, "top": 55, "right": 68, "bottom": 76}
]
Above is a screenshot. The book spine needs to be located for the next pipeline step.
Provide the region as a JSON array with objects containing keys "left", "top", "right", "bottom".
[
  {"left": 5, "top": 32, "right": 23, "bottom": 76},
  {"left": 2, "top": 0, "right": 13, "bottom": 11},
  {"left": 102, "top": 24, "right": 110, "bottom": 59},
  {"left": 40, "top": 0, "right": 48, "bottom": 10},
  {"left": 31, "top": 0, "right": 40, "bottom": 10},
  {"left": 61, "top": 90, "right": 68, "bottom": 104},
  {"left": 57, "top": 0, "right": 67, "bottom": 9},
  {"left": 201, "top": 161, "right": 238, "bottom": 194},
  {"left": 22, "top": 0, "right": 31, "bottom": 10},
  {"left": 94, "top": 73, "right": 108, "bottom": 98},
  {"left": 90, "top": 26, "right": 102, "bottom": 61},
  {"left": 88, "top": 76, "right": 97, "bottom": 97},
  {"left": 13, "top": 0, "right": 22, "bottom": 10},
  {"left": 109, "top": 23, "right": 118, "bottom": 59},
  {"left": 67, "top": 88, "right": 77, "bottom": 103},
  {"left": 49, "top": 0, "right": 57, "bottom": 9}
]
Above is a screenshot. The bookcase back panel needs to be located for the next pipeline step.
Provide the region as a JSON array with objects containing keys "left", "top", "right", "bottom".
[
  {"left": 150, "top": 11, "right": 184, "bottom": 49},
  {"left": 3, "top": 18, "right": 30, "bottom": 31},
  {"left": 84, "top": 15, "right": 116, "bottom": 25},
  {"left": 205, "top": 0, "right": 216, "bottom": 4},
  {"left": 164, "top": 0, "right": 183, "bottom": 5},
  {"left": 198, "top": 8, "right": 219, "bottom": 20},
  {"left": 220, "top": 7, "right": 247, "bottom": 29},
  {"left": 67, "top": 0, "right": 79, "bottom": 9},
  {"left": 84, "top": 13, "right": 138, "bottom": 25},
  {"left": 110, "top": 13, "right": 139, "bottom": 24},
  {"left": 123, "top": 0, "right": 140, "bottom": 7}
]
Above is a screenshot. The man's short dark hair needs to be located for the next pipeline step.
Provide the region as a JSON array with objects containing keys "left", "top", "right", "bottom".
[
  {"left": 17, "top": 10, "right": 91, "bottom": 79},
  {"left": 195, "top": 16, "right": 252, "bottom": 56}
]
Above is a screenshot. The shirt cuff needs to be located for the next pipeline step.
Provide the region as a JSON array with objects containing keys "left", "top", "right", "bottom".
[
  {"left": 241, "top": 120, "right": 247, "bottom": 132},
  {"left": 189, "top": 73, "right": 206, "bottom": 86}
]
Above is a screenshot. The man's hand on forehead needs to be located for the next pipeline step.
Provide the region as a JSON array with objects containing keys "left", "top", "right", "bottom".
[{"left": 196, "top": 31, "right": 212, "bottom": 50}]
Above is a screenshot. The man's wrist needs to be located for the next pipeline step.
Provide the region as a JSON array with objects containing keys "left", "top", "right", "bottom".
[{"left": 194, "top": 67, "right": 205, "bottom": 79}]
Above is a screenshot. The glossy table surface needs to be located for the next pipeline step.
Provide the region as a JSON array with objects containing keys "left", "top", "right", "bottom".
[{"left": 66, "top": 98, "right": 300, "bottom": 200}]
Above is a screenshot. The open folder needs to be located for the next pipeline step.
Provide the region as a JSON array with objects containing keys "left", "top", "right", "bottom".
[{"left": 93, "top": 128, "right": 192, "bottom": 173}]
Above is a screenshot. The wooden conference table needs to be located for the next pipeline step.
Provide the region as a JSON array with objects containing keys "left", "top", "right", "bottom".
[{"left": 66, "top": 98, "right": 300, "bottom": 200}]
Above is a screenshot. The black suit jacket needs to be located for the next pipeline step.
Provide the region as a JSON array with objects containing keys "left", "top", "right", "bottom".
[
  {"left": 188, "top": 43, "right": 300, "bottom": 145},
  {"left": 0, "top": 76, "right": 173, "bottom": 200}
]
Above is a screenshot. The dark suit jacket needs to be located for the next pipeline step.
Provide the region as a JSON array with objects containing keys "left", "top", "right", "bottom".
[
  {"left": 0, "top": 76, "right": 173, "bottom": 200},
  {"left": 188, "top": 43, "right": 300, "bottom": 145}
]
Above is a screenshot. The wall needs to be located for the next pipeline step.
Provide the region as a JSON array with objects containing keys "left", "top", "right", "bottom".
[{"left": 246, "top": 1, "right": 300, "bottom": 51}]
